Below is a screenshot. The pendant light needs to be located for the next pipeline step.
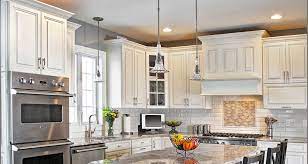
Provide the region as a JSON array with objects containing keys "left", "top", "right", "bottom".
[
  {"left": 93, "top": 17, "right": 104, "bottom": 82},
  {"left": 190, "top": 0, "right": 202, "bottom": 81},
  {"left": 150, "top": 0, "right": 169, "bottom": 73}
]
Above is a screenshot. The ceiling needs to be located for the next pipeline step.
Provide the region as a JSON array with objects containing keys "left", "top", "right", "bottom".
[{"left": 39, "top": 0, "right": 307, "bottom": 43}]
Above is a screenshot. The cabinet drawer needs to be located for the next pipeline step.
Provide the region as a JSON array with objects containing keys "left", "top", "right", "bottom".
[
  {"left": 105, "top": 149, "right": 131, "bottom": 160},
  {"left": 105, "top": 141, "right": 131, "bottom": 152},
  {"left": 132, "top": 146, "right": 152, "bottom": 154},
  {"left": 132, "top": 138, "right": 152, "bottom": 148},
  {"left": 288, "top": 143, "right": 307, "bottom": 153}
]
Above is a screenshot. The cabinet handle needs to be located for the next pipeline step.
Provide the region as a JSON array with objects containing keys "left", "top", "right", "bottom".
[
  {"left": 42, "top": 58, "right": 46, "bottom": 69},
  {"left": 281, "top": 106, "right": 292, "bottom": 109},
  {"left": 286, "top": 71, "right": 289, "bottom": 83},
  {"left": 38, "top": 57, "right": 42, "bottom": 69}
]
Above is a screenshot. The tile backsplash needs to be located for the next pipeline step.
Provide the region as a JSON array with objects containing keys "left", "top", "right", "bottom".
[
  {"left": 69, "top": 96, "right": 307, "bottom": 138},
  {"left": 224, "top": 101, "right": 256, "bottom": 127}
]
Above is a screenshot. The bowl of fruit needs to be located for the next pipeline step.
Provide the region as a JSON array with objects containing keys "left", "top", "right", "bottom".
[
  {"left": 170, "top": 133, "right": 199, "bottom": 157},
  {"left": 165, "top": 120, "right": 182, "bottom": 134}
]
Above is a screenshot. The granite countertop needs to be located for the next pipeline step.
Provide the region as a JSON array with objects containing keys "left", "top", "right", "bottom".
[
  {"left": 70, "top": 133, "right": 307, "bottom": 147},
  {"left": 257, "top": 136, "right": 307, "bottom": 143},
  {"left": 69, "top": 133, "right": 169, "bottom": 147},
  {"left": 88, "top": 144, "right": 260, "bottom": 164}
]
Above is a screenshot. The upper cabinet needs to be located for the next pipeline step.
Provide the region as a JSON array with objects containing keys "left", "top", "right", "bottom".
[
  {"left": 263, "top": 35, "right": 307, "bottom": 84},
  {"left": 106, "top": 39, "right": 147, "bottom": 108},
  {"left": 263, "top": 35, "right": 307, "bottom": 109},
  {"left": 199, "top": 30, "right": 268, "bottom": 95},
  {"left": 6, "top": 0, "right": 73, "bottom": 76},
  {"left": 41, "top": 13, "right": 67, "bottom": 76},
  {"left": 168, "top": 46, "right": 207, "bottom": 108}
]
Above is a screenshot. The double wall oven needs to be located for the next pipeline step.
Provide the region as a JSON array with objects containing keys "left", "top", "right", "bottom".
[{"left": 10, "top": 72, "right": 72, "bottom": 164}]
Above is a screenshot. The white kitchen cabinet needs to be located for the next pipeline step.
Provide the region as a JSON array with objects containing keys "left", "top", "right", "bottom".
[
  {"left": 199, "top": 31, "right": 266, "bottom": 80},
  {"left": 106, "top": 39, "right": 147, "bottom": 108},
  {"left": 286, "top": 40, "right": 307, "bottom": 83},
  {"left": 152, "top": 137, "right": 163, "bottom": 150},
  {"left": 199, "top": 30, "right": 266, "bottom": 96},
  {"left": 263, "top": 42, "right": 286, "bottom": 84},
  {"left": 263, "top": 35, "right": 307, "bottom": 84},
  {"left": 9, "top": 3, "right": 41, "bottom": 74},
  {"left": 7, "top": 1, "right": 72, "bottom": 77},
  {"left": 263, "top": 35, "right": 307, "bottom": 109},
  {"left": 105, "top": 141, "right": 131, "bottom": 160},
  {"left": 131, "top": 138, "right": 152, "bottom": 154},
  {"left": 146, "top": 48, "right": 169, "bottom": 108},
  {"left": 169, "top": 47, "right": 206, "bottom": 108},
  {"left": 122, "top": 45, "right": 146, "bottom": 108},
  {"left": 41, "top": 13, "right": 67, "bottom": 76},
  {"left": 286, "top": 152, "right": 307, "bottom": 164},
  {"left": 257, "top": 141, "right": 307, "bottom": 164},
  {"left": 263, "top": 84, "right": 307, "bottom": 109}
]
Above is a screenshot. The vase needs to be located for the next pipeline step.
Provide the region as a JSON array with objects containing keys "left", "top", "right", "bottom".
[
  {"left": 107, "top": 120, "right": 114, "bottom": 136},
  {"left": 169, "top": 126, "right": 178, "bottom": 134}
]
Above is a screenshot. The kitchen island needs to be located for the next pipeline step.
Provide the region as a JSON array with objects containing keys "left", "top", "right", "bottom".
[{"left": 89, "top": 143, "right": 260, "bottom": 164}]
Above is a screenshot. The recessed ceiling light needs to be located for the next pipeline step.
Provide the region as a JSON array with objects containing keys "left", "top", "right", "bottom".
[
  {"left": 271, "top": 14, "right": 282, "bottom": 20},
  {"left": 163, "top": 27, "right": 172, "bottom": 33}
]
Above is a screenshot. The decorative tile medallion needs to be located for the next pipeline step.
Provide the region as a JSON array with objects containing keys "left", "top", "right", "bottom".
[{"left": 224, "top": 101, "right": 256, "bottom": 127}]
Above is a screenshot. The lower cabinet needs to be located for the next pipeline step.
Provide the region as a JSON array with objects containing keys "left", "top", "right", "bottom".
[
  {"left": 286, "top": 152, "right": 307, "bottom": 164},
  {"left": 131, "top": 138, "right": 152, "bottom": 154},
  {"left": 257, "top": 141, "right": 307, "bottom": 164},
  {"left": 105, "top": 140, "right": 132, "bottom": 160}
]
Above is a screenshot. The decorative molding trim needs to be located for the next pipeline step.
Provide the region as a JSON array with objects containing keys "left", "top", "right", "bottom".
[
  {"left": 75, "top": 45, "right": 106, "bottom": 57},
  {"left": 67, "top": 21, "right": 81, "bottom": 31},
  {"left": 263, "top": 34, "right": 307, "bottom": 42},
  {"left": 9, "top": 0, "right": 74, "bottom": 19}
]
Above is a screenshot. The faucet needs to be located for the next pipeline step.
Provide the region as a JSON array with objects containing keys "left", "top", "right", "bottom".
[{"left": 86, "top": 114, "right": 96, "bottom": 139}]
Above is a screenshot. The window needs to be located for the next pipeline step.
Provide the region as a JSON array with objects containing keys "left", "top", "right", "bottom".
[
  {"left": 71, "top": 46, "right": 106, "bottom": 124},
  {"left": 79, "top": 56, "right": 97, "bottom": 122}
]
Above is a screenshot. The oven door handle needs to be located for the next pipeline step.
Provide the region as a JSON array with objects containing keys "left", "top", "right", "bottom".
[
  {"left": 12, "top": 141, "right": 73, "bottom": 151},
  {"left": 73, "top": 146, "right": 108, "bottom": 154},
  {"left": 11, "top": 89, "right": 73, "bottom": 97}
]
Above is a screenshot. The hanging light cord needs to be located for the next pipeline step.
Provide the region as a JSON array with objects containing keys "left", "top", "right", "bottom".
[
  {"left": 97, "top": 20, "right": 100, "bottom": 77},
  {"left": 157, "top": 0, "right": 160, "bottom": 45},
  {"left": 195, "top": 0, "right": 199, "bottom": 66}
]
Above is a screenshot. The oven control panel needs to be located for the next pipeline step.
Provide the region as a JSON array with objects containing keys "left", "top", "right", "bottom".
[{"left": 11, "top": 72, "right": 69, "bottom": 92}]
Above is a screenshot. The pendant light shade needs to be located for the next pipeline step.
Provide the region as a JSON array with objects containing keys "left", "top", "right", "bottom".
[
  {"left": 191, "top": 0, "right": 202, "bottom": 81},
  {"left": 93, "top": 17, "right": 104, "bottom": 82},
  {"left": 150, "top": 0, "right": 169, "bottom": 74}
]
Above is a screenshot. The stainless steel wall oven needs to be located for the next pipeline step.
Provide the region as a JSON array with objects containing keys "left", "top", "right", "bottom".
[{"left": 10, "top": 72, "right": 72, "bottom": 164}]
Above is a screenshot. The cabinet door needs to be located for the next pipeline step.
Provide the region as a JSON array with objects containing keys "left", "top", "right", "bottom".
[
  {"left": 9, "top": 3, "right": 41, "bottom": 74},
  {"left": 205, "top": 48, "right": 218, "bottom": 74},
  {"left": 122, "top": 46, "right": 135, "bottom": 107},
  {"left": 169, "top": 52, "right": 187, "bottom": 108},
  {"left": 41, "top": 13, "right": 67, "bottom": 76},
  {"left": 152, "top": 137, "right": 163, "bottom": 150},
  {"left": 286, "top": 152, "right": 306, "bottom": 164},
  {"left": 263, "top": 84, "right": 307, "bottom": 109},
  {"left": 134, "top": 49, "right": 147, "bottom": 108},
  {"left": 187, "top": 51, "right": 204, "bottom": 108},
  {"left": 286, "top": 40, "right": 307, "bottom": 83},
  {"left": 263, "top": 42, "right": 286, "bottom": 84}
]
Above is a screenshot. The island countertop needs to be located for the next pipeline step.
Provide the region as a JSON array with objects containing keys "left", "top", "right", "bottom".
[{"left": 89, "top": 144, "right": 260, "bottom": 164}]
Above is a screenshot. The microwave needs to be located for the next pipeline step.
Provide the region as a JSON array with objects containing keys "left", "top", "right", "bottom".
[{"left": 141, "top": 114, "right": 165, "bottom": 130}]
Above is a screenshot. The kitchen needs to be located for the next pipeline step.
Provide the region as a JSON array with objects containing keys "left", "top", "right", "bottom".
[{"left": 0, "top": 0, "right": 307, "bottom": 164}]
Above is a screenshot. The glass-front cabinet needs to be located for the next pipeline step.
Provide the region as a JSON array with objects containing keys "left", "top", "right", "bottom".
[{"left": 146, "top": 50, "right": 168, "bottom": 108}]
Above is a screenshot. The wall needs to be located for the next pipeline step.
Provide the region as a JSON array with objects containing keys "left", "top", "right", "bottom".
[
  {"left": 69, "top": 18, "right": 146, "bottom": 51},
  {"left": 105, "top": 96, "right": 307, "bottom": 138}
]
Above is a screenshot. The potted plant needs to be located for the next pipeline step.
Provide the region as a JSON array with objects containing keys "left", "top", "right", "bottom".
[{"left": 103, "top": 107, "right": 119, "bottom": 136}]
